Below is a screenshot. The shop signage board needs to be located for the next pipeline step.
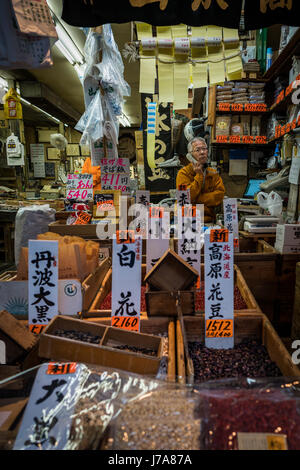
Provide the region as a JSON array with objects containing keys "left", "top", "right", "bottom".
[
  {"left": 111, "top": 231, "right": 142, "bottom": 332},
  {"left": 204, "top": 229, "right": 234, "bottom": 349},
  {"left": 223, "top": 198, "right": 239, "bottom": 252},
  {"left": 146, "top": 207, "right": 170, "bottom": 274},
  {"left": 13, "top": 362, "right": 84, "bottom": 450},
  {"left": 66, "top": 174, "right": 93, "bottom": 201},
  {"left": 28, "top": 240, "right": 58, "bottom": 333},
  {"left": 244, "top": 0, "right": 300, "bottom": 29},
  {"left": 62, "top": 0, "right": 243, "bottom": 29}
]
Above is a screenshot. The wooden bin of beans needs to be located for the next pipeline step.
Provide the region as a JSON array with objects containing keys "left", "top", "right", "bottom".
[
  {"left": 81, "top": 316, "right": 177, "bottom": 383},
  {"left": 38, "top": 315, "right": 164, "bottom": 377},
  {"left": 85, "top": 263, "right": 261, "bottom": 318},
  {"left": 176, "top": 312, "right": 300, "bottom": 385}
]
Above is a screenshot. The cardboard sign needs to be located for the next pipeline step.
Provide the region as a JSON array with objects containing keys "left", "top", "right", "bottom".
[
  {"left": 111, "top": 234, "right": 142, "bottom": 332},
  {"left": 28, "top": 240, "right": 58, "bottom": 330},
  {"left": 13, "top": 362, "right": 85, "bottom": 450},
  {"left": 223, "top": 198, "right": 239, "bottom": 252},
  {"left": 66, "top": 174, "right": 93, "bottom": 201},
  {"left": 204, "top": 229, "right": 234, "bottom": 349}
]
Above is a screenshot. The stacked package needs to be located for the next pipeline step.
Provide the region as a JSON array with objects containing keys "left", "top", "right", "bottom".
[
  {"left": 232, "top": 82, "right": 249, "bottom": 103},
  {"left": 216, "top": 82, "right": 234, "bottom": 104},
  {"left": 248, "top": 82, "right": 266, "bottom": 104}
]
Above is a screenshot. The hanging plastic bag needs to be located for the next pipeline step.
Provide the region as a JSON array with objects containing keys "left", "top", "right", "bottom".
[
  {"left": 75, "top": 89, "right": 104, "bottom": 144},
  {"left": 267, "top": 191, "right": 283, "bottom": 217}
]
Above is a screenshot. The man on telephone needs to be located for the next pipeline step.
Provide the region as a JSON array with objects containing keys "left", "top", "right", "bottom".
[{"left": 176, "top": 137, "right": 225, "bottom": 223}]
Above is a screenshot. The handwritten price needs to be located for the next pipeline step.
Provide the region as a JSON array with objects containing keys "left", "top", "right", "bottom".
[
  {"left": 206, "top": 319, "right": 233, "bottom": 338},
  {"left": 111, "top": 316, "right": 139, "bottom": 331}
]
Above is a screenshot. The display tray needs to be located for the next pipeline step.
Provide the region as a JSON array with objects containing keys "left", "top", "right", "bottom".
[
  {"left": 38, "top": 315, "right": 163, "bottom": 376},
  {"left": 82, "top": 316, "right": 176, "bottom": 382},
  {"left": 176, "top": 312, "right": 300, "bottom": 385}
]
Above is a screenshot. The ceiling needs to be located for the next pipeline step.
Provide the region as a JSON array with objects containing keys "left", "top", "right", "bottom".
[{"left": 0, "top": 0, "right": 141, "bottom": 129}]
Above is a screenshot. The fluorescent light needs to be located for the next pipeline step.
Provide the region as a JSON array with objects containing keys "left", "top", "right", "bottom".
[
  {"left": 119, "top": 113, "right": 131, "bottom": 127},
  {"left": 54, "top": 40, "right": 76, "bottom": 65},
  {"left": 55, "top": 22, "right": 85, "bottom": 65},
  {"left": 20, "top": 96, "right": 61, "bottom": 124}
]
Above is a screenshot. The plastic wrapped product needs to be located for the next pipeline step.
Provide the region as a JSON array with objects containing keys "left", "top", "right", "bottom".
[
  {"left": 197, "top": 377, "right": 300, "bottom": 450},
  {"left": 14, "top": 205, "right": 56, "bottom": 266},
  {"left": 111, "top": 387, "right": 203, "bottom": 450}
]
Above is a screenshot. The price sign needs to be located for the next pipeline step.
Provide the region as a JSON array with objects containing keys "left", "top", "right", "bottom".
[
  {"left": 218, "top": 103, "right": 267, "bottom": 112},
  {"left": 13, "top": 362, "right": 85, "bottom": 450},
  {"left": 66, "top": 174, "right": 93, "bottom": 201},
  {"left": 205, "top": 319, "right": 234, "bottom": 338},
  {"left": 223, "top": 199, "right": 239, "bottom": 252},
  {"left": 111, "top": 234, "right": 142, "bottom": 332},
  {"left": 204, "top": 229, "right": 234, "bottom": 349},
  {"left": 73, "top": 212, "right": 91, "bottom": 225},
  {"left": 28, "top": 240, "right": 58, "bottom": 332},
  {"left": 216, "top": 135, "right": 267, "bottom": 144}
]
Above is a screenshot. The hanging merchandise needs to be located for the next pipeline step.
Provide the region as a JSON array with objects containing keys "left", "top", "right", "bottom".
[
  {"left": 10, "top": 0, "right": 58, "bottom": 38},
  {"left": 3, "top": 88, "right": 23, "bottom": 120},
  {"left": 76, "top": 25, "right": 131, "bottom": 159},
  {"left": 0, "top": 0, "right": 53, "bottom": 69},
  {"left": 6, "top": 132, "right": 25, "bottom": 166},
  {"left": 61, "top": 0, "right": 243, "bottom": 29}
]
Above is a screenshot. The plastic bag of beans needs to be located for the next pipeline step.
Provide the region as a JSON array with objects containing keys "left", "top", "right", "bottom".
[
  {"left": 111, "top": 386, "right": 204, "bottom": 450},
  {"left": 196, "top": 377, "right": 300, "bottom": 450}
]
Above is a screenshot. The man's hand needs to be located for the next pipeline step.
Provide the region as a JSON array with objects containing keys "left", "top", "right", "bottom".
[{"left": 192, "top": 161, "right": 204, "bottom": 174}]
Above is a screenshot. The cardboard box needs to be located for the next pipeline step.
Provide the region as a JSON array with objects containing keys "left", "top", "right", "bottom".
[
  {"left": 144, "top": 249, "right": 199, "bottom": 292},
  {"left": 0, "top": 258, "right": 111, "bottom": 319},
  {"left": 38, "top": 315, "right": 163, "bottom": 376}
]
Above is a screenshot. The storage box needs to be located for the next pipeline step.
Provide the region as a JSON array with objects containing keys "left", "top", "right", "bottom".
[
  {"left": 145, "top": 288, "right": 195, "bottom": 317},
  {"left": 176, "top": 312, "right": 300, "bottom": 385},
  {"left": 144, "top": 249, "right": 199, "bottom": 292},
  {"left": 82, "top": 316, "right": 177, "bottom": 383},
  {"left": 38, "top": 315, "right": 163, "bottom": 376},
  {"left": 0, "top": 258, "right": 111, "bottom": 319}
]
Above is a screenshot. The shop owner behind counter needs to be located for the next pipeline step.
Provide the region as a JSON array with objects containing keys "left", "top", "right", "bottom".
[{"left": 176, "top": 137, "right": 225, "bottom": 223}]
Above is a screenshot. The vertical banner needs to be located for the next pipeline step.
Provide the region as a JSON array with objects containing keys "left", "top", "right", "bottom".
[
  {"left": 111, "top": 232, "right": 142, "bottom": 332},
  {"left": 13, "top": 362, "right": 84, "bottom": 450},
  {"left": 28, "top": 240, "right": 58, "bottom": 333},
  {"left": 136, "top": 22, "right": 156, "bottom": 94},
  {"left": 147, "top": 101, "right": 157, "bottom": 169},
  {"left": 141, "top": 93, "right": 174, "bottom": 192},
  {"left": 223, "top": 198, "right": 239, "bottom": 252},
  {"left": 204, "top": 229, "right": 234, "bottom": 349},
  {"left": 146, "top": 206, "right": 169, "bottom": 273}
]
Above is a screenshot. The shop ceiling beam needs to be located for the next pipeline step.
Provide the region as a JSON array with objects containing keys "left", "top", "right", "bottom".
[{"left": 19, "top": 81, "right": 81, "bottom": 126}]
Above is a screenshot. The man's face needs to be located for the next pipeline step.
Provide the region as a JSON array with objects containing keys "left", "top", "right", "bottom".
[{"left": 191, "top": 140, "right": 208, "bottom": 164}]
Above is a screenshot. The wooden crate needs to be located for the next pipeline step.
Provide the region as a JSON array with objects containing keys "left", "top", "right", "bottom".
[
  {"left": 176, "top": 312, "right": 300, "bottom": 385},
  {"left": 82, "top": 316, "right": 176, "bottom": 382},
  {"left": 145, "top": 288, "right": 195, "bottom": 316},
  {"left": 38, "top": 315, "right": 163, "bottom": 376}
]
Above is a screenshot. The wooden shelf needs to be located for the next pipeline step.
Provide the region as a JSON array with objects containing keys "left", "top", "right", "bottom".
[{"left": 263, "top": 28, "right": 300, "bottom": 81}]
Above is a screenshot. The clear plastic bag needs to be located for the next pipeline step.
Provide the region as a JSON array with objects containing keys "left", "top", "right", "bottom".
[
  {"left": 195, "top": 377, "right": 300, "bottom": 450},
  {"left": 110, "top": 385, "right": 203, "bottom": 450},
  {"left": 7, "top": 363, "right": 166, "bottom": 450}
]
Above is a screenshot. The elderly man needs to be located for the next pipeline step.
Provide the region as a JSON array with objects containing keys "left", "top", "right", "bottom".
[{"left": 176, "top": 137, "right": 225, "bottom": 222}]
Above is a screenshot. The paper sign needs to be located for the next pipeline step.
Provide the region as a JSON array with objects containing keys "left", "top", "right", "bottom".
[
  {"left": 111, "top": 234, "right": 142, "bottom": 332},
  {"left": 13, "top": 362, "right": 85, "bottom": 450},
  {"left": 204, "top": 229, "right": 234, "bottom": 349},
  {"left": 66, "top": 174, "right": 93, "bottom": 201},
  {"left": 289, "top": 157, "right": 300, "bottom": 185},
  {"left": 176, "top": 189, "right": 191, "bottom": 207},
  {"left": 73, "top": 212, "right": 91, "bottom": 225},
  {"left": 136, "top": 190, "right": 150, "bottom": 206},
  {"left": 223, "top": 199, "right": 239, "bottom": 252},
  {"left": 146, "top": 207, "right": 169, "bottom": 274},
  {"left": 99, "top": 158, "right": 130, "bottom": 174},
  {"left": 28, "top": 240, "right": 58, "bottom": 330},
  {"left": 237, "top": 432, "right": 288, "bottom": 451},
  {"left": 101, "top": 173, "right": 130, "bottom": 193},
  {"left": 177, "top": 204, "right": 203, "bottom": 284}
]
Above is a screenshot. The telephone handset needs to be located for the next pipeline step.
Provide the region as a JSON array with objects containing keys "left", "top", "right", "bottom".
[{"left": 186, "top": 153, "right": 208, "bottom": 171}]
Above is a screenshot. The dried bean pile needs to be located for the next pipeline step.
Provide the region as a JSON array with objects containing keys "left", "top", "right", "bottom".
[
  {"left": 53, "top": 329, "right": 101, "bottom": 344},
  {"left": 100, "top": 285, "right": 247, "bottom": 311},
  {"left": 113, "top": 388, "right": 202, "bottom": 450},
  {"left": 199, "top": 387, "right": 300, "bottom": 450},
  {"left": 189, "top": 339, "right": 282, "bottom": 382},
  {"left": 114, "top": 344, "right": 157, "bottom": 357}
]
